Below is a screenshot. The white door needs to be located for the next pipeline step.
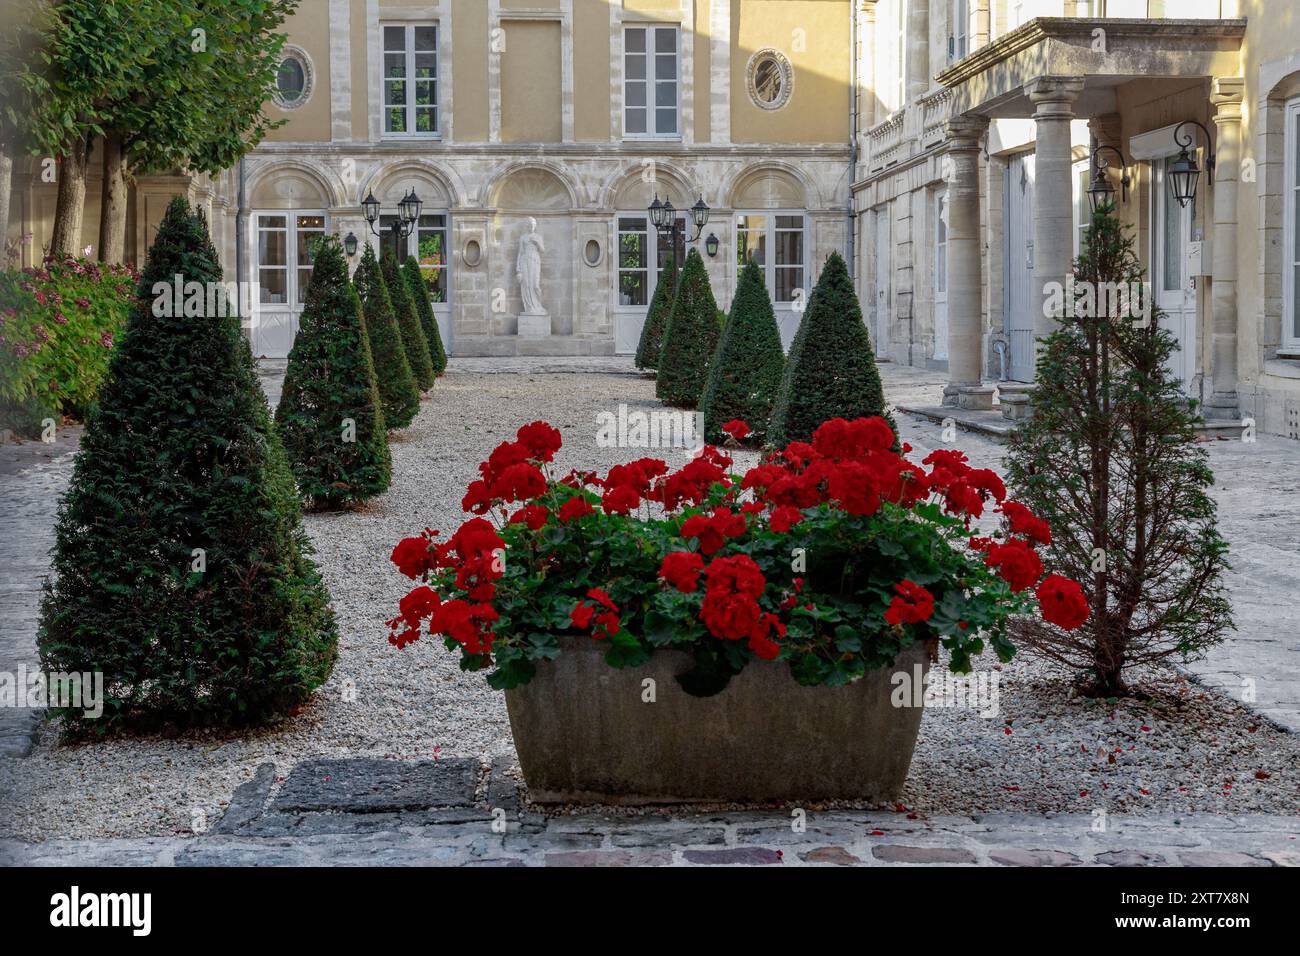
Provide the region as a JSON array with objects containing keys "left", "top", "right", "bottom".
[
  {"left": 1005, "top": 152, "right": 1036, "bottom": 382},
  {"left": 736, "top": 211, "right": 808, "bottom": 350},
  {"left": 875, "top": 209, "right": 891, "bottom": 358},
  {"left": 252, "top": 212, "right": 325, "bottom": 359},
  {"left": 614, "top": 214, "right": 683, "bottom": 355},
  {"left": 933, "top": 190, "right": 949, "bottom": 362},
  {"left": 1153, "top": 157, "right": 1197, "bottom": 394}
]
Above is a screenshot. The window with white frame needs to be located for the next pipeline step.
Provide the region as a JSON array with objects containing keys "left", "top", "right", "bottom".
[
  {"left": 382, "top": 23, "right": 438, "bottom": 136},
  {"left": 256, "top": 213, "right": 325, "bottom": 305},
  {"left": 1284, "top": 96, "right": 1300, "bottom": 348},
  {"left": 616, "top": 215, "right": 684, "bottom": 306},
  {"left": 624, "top": 25, "right": 679, "bottom": 138},
  {"left": 950, "top": 0, "right": 968, "bottom": 62},
  {"left": 736, "top": 213, "right": 806, "bottom": 304},
  {"left": 1073, "top": 160, "right": 1091, "bottom": 258},
  {"left": 379, "top": 213, "right": 451, "bottom": 304}
]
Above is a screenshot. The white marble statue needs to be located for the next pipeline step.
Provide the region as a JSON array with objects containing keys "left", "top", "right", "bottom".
[{"left": 516, "top": 217, "right": 546, "bottom": 316}]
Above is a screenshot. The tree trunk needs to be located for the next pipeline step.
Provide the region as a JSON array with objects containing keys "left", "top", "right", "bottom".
[
  {"left": 50, "top": 134, "right": 91, "bottom": 258},
  {"left": 0, "top": 143, "right": 13, "bottom": 261},
  {"left": 98, "top": 134, "right": 128, "bottom": 265}
]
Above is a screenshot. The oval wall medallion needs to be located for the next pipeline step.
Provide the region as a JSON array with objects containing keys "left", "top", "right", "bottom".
[
  {"left": 583, "top": 238, "right": 602, "bottom": 267},
  {"left": 746, "top": 49, "right": 793, "bottom": 111},
  {"left": 462, "top": 238, "right": 482, "bottom": 267}
]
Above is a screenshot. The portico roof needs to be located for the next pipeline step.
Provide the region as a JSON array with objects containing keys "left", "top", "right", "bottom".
[{"left": 935, "top": 17, "right": 1247, "bottom": 119}]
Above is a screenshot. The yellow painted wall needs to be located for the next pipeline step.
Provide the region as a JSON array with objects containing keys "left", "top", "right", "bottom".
[
  {"left": 575, "top": 0, "right": 613, "bottom": 141},
  {"left": 266, "top": 5, "right": 331, "bottom": 142},
  {"left": 453, "top": 0, "right": 490, "bottom": 141},
  {"left": 623, "top": 0, "right": 683, "bottom": 19},
  {"left": 695, "top": 0, "right": 711, "bottom": 143},
  {"left": 502, "top": 0, "right": 560, "bottom": 8},
  {"left": 501, "top": 20, "right": 563, "bottom": 142},
  {"left": 730, "top": 0, "right": 851, "bottom": 144}
]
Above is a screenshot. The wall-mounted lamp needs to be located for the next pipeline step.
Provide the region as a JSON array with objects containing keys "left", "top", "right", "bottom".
[
  {"left": 1169, "top": 120, "right": 1216, "bottom": 209},
  {"left": 705, "top": 233, "right": 719, "bottom": 258},
  {"left": 1087, "top": 144, "right": 1131, "bottom": 212},
  {"left": 343, "top": 232, "right": 359, "bottom": 257}
]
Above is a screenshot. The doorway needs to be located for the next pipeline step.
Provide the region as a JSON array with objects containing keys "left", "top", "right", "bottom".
[
  {"left": 1004, "top": 152, "right": 1036, "bottom": 382},
  {"left": 1153, "top": 156, "right": 1198, "bottom": 395}
]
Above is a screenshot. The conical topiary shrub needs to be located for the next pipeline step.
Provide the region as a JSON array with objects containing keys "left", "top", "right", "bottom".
[
  {"left": 275, "top": 235, "right": 392, "bottom": 509},
  {"left": 700, "top": 258, "right": 786, "bottom": 445},
  {"left": 383, "top": 250, "right": 436, "bottom": 392},
  {"left": 656, "top": 248, "right": 721, "bottom": 408},
  {"left": 634, "top": 266, "right": 674, "bottom": 371},
  {"left": 37, "top": 197, "right": 338, "bottom": 731},
  {"left": 402, "top": 255, "right": 447, "bottom": 376},
  {"left": 354, "top": 244, "right": 419, "bottom": 430},
  {"left": 769, "top": 251, "right": 896, "bottom": 445}
]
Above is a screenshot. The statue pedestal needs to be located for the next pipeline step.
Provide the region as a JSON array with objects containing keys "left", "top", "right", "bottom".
[{"left": 517, "top": 311, "right": 551, "bottom": 338}]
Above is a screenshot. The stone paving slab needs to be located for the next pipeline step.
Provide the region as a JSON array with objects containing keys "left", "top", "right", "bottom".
[
  {"left": 3, "top": 755, "right": 1294, "bottom": 866},
  {"left": 2, "top": 811, "right": 1295, "bottom": 867}
]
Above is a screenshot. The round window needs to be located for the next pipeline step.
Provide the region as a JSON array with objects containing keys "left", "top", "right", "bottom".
[
  {"left": 274, "top": 48, "right": 313, "bottom": 110},
  {"left": 746, "top": 50, "right": 793, "bottom": 111}
]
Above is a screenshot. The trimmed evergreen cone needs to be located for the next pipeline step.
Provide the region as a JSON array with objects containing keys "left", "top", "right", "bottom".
[
  {"left": 275, "top": 235, "right": 392, "bottom": 509},
  {"left": 384, "top": 250, "right": 436, "bottom": 392},
  {"left": 634, "top": 266, "right": 674, "bottom": 371},
  {"left": 656, "top": 248, "right": 721, "bottom": 408},
  {"left": 1004, "top": 204, "right": 1232, "bottom": 697},
  {"left": 353, "top": 244, "right": 420, "bottom": 430},
  {"left": 769, "top": 251, "right": 895, "bottom": 444},
  {"left": 403, "top": 255, "right": 447, "bottom": 376},
  {"left": 38, "top": 198, "right": 338, "bottom": 731},
  {"left": 700, "top": 257, "right": 786, "bottom": 445}
]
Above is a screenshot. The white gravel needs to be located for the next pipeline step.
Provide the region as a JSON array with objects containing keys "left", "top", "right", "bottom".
[{"left": 0, "top": 367, "right": 1295, "bottom": 840}]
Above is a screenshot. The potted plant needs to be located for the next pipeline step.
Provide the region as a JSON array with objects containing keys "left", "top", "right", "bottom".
[{"left": 387, "top": 417, "right": 1088, "bottom": 804}]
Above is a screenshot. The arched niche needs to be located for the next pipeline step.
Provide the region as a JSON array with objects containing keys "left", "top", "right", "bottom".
[
  {"left": 368, "top": 164, "right": 454, "bottom": 209},
  {"left": 608, "top": 167, "right": 694, "bottom": 211},
  {"left": 486, "top": 165, "right": 574, "bottom": 212},
  {"left": 248, "top": 166, "right": 332, "bottom": 209},
  {"left": 729, "top": 166, "right": 809, "bottom": 209}
]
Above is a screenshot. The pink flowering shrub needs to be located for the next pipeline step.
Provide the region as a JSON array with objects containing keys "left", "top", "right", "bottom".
[{"left": 0, "top": 254, "right": 138, "bottom": 430}]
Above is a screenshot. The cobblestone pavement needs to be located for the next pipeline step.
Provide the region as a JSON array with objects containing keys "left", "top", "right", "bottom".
[
  {"left": 0, "top": 757, "right": 1295, "bottom": 866},
  {"left": 882, "top": 363, "right": 1300, "bottom": 733},
  {"left": 0, "top": 427, "right": 79, "bottom": 757}
]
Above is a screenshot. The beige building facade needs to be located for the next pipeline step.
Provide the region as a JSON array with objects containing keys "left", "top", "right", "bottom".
[
  {"left": 216, "top": 0, "right": 854, "bottom": 359},
  {"left": 853, "top": 0, "right": 1300, "bottom": 438}
]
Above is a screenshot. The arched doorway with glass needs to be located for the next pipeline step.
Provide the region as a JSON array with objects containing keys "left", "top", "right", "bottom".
[
  {"left": 728, "top": 166, "right": 809, "bottom": 350},
  {"left": 364, "top": 165, "right": 455, "bottom": 353},
  {"left": 246, "top": 165, "right": 333, "bottom": 359}
]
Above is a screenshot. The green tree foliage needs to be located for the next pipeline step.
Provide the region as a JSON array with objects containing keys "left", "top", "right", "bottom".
[
  {"left": 353, "top": 244, "right": 419, "bottom": 430},
  {"left": 655, "top": 248, "right": 721, "bottom": 408},
  {"left": 634, "top": 266, "right": 674, "bottom": 371},
  {"left": 382, "top": 250, "right": 435, "bottom": 391},
  {"left": 769, "top": 251, "right": 895, "bottom": 445},
  {"left": 1005, "top": 204, "right": 1232, "bottom": 696},
  {"left": 402, "top": 256, "right": 446, "bottom": 376},
  {"left": 276, "top": 235, "right": 391, "bottom": 509},
  {"left": 699, "top": 258, "right": 785, "bottom": 445},
  {"left": 38, "top": 198, "right": 337, "bottom": 731}
]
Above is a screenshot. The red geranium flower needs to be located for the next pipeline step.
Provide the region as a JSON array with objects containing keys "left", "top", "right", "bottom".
[
  {"left": 391, "top": 536, "right": 432, "bottom": 579},
  {"left": 1000, "top": 501, "right": 1052, "bottom": 546},
  {"left": 516, "top": 421, "right": 562, "bottom": 462},
  {"left": 769, "top": 505, "right": 805, "bottom": 533},
  {"left": 490, "top": 462, "right": 546, "bottom": 503},
  {"left": 508, "top": 504, "right": 550, "bottom": 530},
  {"left": 558, "top": 496, "right": 594, "bottom": 523},
  {"left": 659, "top": 551, "right": 705, "bottom": 592},
  {"left": 680, "top": 507, "right": 746, "bottom": 555},
  {"left": 601, "top": 485, "right": 641, "bottom": 515},
  {"left": 1037, "top": 574, "right": 1090, "bottom": 630},
  {"left": 984, "top": 538, "right": 1044, "bottom": 592},
  {"left": 884, "top": 580, "right": 935, "bottom": 626},
  {"left": 721, "top": 419, "right": 751, "bottom": 441}
]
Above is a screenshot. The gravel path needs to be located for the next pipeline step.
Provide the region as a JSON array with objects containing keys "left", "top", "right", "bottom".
[{"left": 0, "top": 364, "right": 1296, "bottom": 840}]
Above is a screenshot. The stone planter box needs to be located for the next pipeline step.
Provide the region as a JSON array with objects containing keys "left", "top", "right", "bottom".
[{"left": 505, "top": 639, "right": 931, "bottom": 805}]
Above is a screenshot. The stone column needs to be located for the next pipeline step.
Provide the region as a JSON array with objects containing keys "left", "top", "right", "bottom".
[
  {"left": 1207, "top": 77, "right": 1244, "bottom": 419},
  {"left": 1027, "top": 76, "right": 1085, "bottom": 346},
  {"left": 943, "top": 115, "right": 994, "bottom": 410}
]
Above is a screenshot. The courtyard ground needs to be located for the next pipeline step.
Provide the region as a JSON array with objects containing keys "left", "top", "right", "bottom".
[{"left": 0, "top": 359, "right": 1296, "bottom": 865}]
